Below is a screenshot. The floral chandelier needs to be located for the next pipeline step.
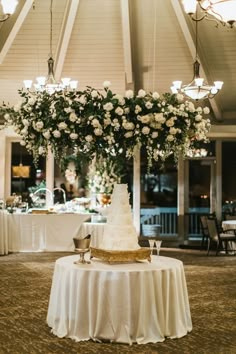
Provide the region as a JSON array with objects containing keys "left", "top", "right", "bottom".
[
  {"left": 1, "top": 81, "right": 211, "bottom": 170},
  {"left": 23, "top": 0, "right": 78, "bottom": 94},
  {"left": 0, "top": 0, "right": 18, "bottom": 22},
  {"left": 182, "top": 0, "right": 236, "bottom": 27}
]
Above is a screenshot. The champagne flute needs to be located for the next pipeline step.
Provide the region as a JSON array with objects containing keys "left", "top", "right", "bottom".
[
  {"left": 156, "top": 240, "right": 162, "bottom": 256},
  {"left": 148, "top": 239, "right": 155, "bottom": 255}
]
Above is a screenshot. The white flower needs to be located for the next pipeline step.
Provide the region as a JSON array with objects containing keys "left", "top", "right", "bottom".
[
  {"left": 176, "top": 93, "right": 184, "bottom": 102},
  {"left": 135, "top": 105, "right": 142, "bottom": 114},
  {"left": 167, "top": 134, "right": 174, "bottom": 142},
  {"left": 188, "top": 102, "right": 195, "bottom": 112},
  {"left": 154, "top": 113, "right": 166, "bottom": 123},
  {"left": 58, "top": 122, "right": 67, "bottom": 130},
  {"left": 103, "top": 81, "right": 111, "bottom": 88},
  {"left": 20, "top": 140, "right": 26, "bottom": 146},
  {"left": 22, "top": 119, "right": 29, "bottom": 127},
  {"left": 123, "top": 122, "right": 135, "bottom": 130},
  {"left": 140, "top": 114, "right": 151, "bottom": 124},
  {"left": 103, "top": 102, "right": 114, "bottom": 111},
  {"left": 125, "top": 90, "right": 134, "bottom": 99},
  {"left": 124, "top": 131, "right": 133, "bottom": 138},
  {"left": 115, "top": 106, "right": 124, "bottom": 116},
  {"left": 38, "top": 146, "right": 46, "bottom": 155},
  {"left": 91, "top": 90, "right": 98, "bottom": 98},
  {"left": 195, "top": 114, "right": 202, "bottom": 122},
  {"left": 169, "top": 127, "right": 177, "bottom": 135},
  {"left": 142, "top": 126, "right": 150, "bottom": 135},
  {"left": 203, "top": 107, "right": 210, "bottom": 114},
  {"left": 52, "top": 130, "right": 61, "bottom": 138},
  {"left": 152, "top": 131, "right": 158, "bottom": 138},
  {"left": 28, "top": 97, "right": 36, "bottom": 105},
  {"left": 43, "top": 131, "right": 51, "bottom": 139},
  {"left": 85, "top": 135, "right": 93, "bottom": 142},
  {"left": 78, "top": 95, "right": 87, "bottom": 104},
  {"left": 94, "top": 128, "right": 103, "bottom": 136},
  {"left": 14, "top": 102, "right": 22, "bottom": 112},
  {"left": 70, "top": 133, "right": 78, "bottom": 140},
  {"left": 4, "top": 113, "right": 10, "bottom": 120},
  {"left": 69, "top": 112, "right": 77, "bottom": 122},
  {"left": 21, "top": 128, "right": 28, "bottom": 136},
  {"left": 114, "top": 94, "right": 125, "bottom": 105},
  {"left": 138, "top": 89, "right": 146, "bottom": 97},
  {"left": 166, "top": 119, "right": 175, "bottom": 127},
  {"left": 91, "top": 118, "right": 100, "bottom": 127},
  {"left": 145, "top": 101, "right": 153, "bottom": 109},
  {"left": 152, "top": 92, "right": 160, "bottom": 100},
  {"left": 35, "top": 121, "right": 44, "bottom": 130},
  {"left": 64, "top": 107, "right": 73, "bottom": 113}
]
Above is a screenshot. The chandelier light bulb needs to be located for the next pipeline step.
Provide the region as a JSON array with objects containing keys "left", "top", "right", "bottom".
[
  {"left": 69, "top": 80, "right": 78, "bottom": 90},
  {"left": 214, "top": 81, "right": 224, "bottom": 89},
  {"left": 195, "top": 78, "right": 204, "bottom": 87},
  {"left": 182, "top": 0, "right": 198, "bottom": 14},
  {"left": 23, "top": 80, "right": 32, "bottom": 89}
]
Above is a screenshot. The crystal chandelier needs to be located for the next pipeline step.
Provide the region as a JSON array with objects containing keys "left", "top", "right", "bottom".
[
  {"left": 23, "top": 0, "right": 78, "bottom": 94},
  {"left": 170, "top": 19, "right": 223, "bottom": 100},
  {"left": 182, "top": 0, "right": 236, "bottom": 28},
  {"left": 0, "top": 0, "right": 18, "bottom": 22}
]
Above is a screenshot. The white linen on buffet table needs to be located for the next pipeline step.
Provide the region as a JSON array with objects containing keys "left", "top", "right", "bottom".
[
  {"left": 6, "top": 213, "right": 91, "bottom": 252},
  {"left": 80, "top": 222, "right": 105, "bottom": 248},
  {"left": 0, "top": 211, "right": 8, "bottom": 255},
  {"left": 47, "top": 255, "right": 192, "bottom": 344}
]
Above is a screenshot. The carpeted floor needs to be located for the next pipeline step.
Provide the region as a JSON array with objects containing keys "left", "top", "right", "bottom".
[{"left": 0, "top": 248, "right": 236, "bottom": 354}]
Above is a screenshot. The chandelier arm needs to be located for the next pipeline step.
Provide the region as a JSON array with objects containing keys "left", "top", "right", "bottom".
[{"left": 0, "top": 13, "right": 10, "bottom": 22}]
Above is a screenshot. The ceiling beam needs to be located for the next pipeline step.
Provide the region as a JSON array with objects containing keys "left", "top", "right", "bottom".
[
  {"left": 0, "top": 0, "right": 34, "bottom": 65},
  {"left": 170, "top": 0, "right": 222, "bottom": 121},
  {"left": 54, "top": 0, "right": 80, "bottom": 80},
  {"left": 120, "top": 0, "right": 133, "bottom": 86}
]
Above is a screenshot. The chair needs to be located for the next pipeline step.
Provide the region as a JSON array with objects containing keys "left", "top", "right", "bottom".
[
  {"left": 206, "top": 218, "right": 236, "bottom": 255},
  {"left": 199, "top": 213, "right": 215, "bottom": 250}
]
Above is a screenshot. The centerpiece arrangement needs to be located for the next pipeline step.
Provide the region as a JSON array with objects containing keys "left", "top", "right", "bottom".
[{"left": 0, "top": 81, "right": 211, "bottom": 170}]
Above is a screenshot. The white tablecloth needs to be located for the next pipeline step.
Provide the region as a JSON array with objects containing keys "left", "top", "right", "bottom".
[
  {"left": 47, "top": 255, "right": 192, "bottom": 344},
  {"left": 80, "top": 222, "right": 105, "bottom": 248},
  {"left": 4, "top": 213, "right": 91, "bottom": 252},
  {"left": 0, "top": 211, "right": 8, "bottom": 255},
  {"left": 222, "top": 220, "right": 236, "bottom": 251}
]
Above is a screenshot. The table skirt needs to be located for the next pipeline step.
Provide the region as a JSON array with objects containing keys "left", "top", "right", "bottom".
[{"left": 47, "top": 255, "right": 192, "bottom": 344}]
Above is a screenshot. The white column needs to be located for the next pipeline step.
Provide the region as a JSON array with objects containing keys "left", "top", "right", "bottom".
[
  {"left": 46, "top": 149, "right": 54, "bottom": 207},
  {"left": 215, "top": 140, "right": 222, "bottom": 220},
  {"left": 133, "top": 147, "right": 140, "bottom": 235}
]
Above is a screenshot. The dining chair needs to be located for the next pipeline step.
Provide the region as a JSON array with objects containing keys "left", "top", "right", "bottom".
[
  {"left": 199, "top": 213, "right": 216, "bottom": 250},
  {"left": 206, "top": 218, "right": 236, "bottom": 255}
]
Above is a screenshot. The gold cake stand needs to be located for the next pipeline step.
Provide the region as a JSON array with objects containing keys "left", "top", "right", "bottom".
[{"left": 90, "top": 247, "right": 151, "bottom": 264}]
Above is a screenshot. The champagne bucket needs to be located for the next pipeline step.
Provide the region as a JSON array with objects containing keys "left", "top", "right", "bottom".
[{"left": 73, "top": 238, "right": 90, "bottom": 250}]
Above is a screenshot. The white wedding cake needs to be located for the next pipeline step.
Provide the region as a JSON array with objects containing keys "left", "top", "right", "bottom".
[{"left": 99, "top": 184, "right": 140, "bottom": 250}]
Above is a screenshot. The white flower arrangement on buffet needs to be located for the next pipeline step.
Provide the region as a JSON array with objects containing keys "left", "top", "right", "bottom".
[
  {"left": 0, "top": 81, "right": 211, "bottom": 168},
  {"left": 87, "top": 157, "right": 122, "bottom": 194}
]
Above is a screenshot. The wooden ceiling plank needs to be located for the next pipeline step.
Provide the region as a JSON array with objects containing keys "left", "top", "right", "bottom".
[
  {"left": 54, "top": 0, "right": 80, "bottom": 80},
  {"left": 0, "top": 0, "right": 34, "bottom": 65},
  {"left": 170, "top": 0, "right": 222, "bottom": 121},
  {"left": 120, "top": 0, "right": 133, "bottom": 85}
]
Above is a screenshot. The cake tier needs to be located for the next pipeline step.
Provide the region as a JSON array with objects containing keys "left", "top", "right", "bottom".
[
  {"left": 100, "top": 225, "right": 140, "bottom": 250},
  {"left": 107, "top": 213, "right": 133, "bottom": 225}
]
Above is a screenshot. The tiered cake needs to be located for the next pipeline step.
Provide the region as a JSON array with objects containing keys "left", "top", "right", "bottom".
[{"left": 99, "top": 184, "right": 140, "bottom": 250}]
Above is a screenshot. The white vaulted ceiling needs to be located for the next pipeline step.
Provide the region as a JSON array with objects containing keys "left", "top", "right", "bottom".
[{"left": 0, "top": 0, "right": 236, "bottom": 125}]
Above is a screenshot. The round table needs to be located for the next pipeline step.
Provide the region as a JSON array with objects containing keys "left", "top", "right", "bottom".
[{"left": 47, "top": 254, "right": 192, "bottom": 344}]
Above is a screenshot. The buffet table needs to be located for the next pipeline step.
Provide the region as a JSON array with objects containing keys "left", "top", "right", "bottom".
[
  {"left": 0, "top": 211, "right": 8, "bottom": 255},
  {"left": 3, "top": 213, "right": 92, "bottom": 252},
  {"left": 47, "top": 254, "right": 192, "bottom": 344}
]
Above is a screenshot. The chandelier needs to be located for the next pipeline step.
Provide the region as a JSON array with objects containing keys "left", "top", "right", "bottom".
[
  {"left": 182, "top": 0, "right": 236, "bottom": 27},
  {"left": 0, "top": 0, "right": 18, "bottom": 22},
  {"left": 23, "top": 0, "right": 78, "bottom": 94},
  {"left": 170, "top": 19, "right": 223, "bottom": 100}
]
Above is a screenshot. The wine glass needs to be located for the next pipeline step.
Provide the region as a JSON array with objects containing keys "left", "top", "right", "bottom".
[
  {"left": 156, "top": 240, "right": 162, "bottom": 256},
  {"left": 148, "top": 239, "right": 155, "bottom": 255}
]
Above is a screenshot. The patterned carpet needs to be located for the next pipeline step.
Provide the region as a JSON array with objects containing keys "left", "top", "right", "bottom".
[{"left": 0, "top": 248, "right": 236, "bottom": 354}]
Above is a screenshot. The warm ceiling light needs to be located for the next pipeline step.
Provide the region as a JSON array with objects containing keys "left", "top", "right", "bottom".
[
  {"left": 170, "top": 20, "right": 223, "bottom": 100},
  {"left": 182, "top": 0, "right": 236, "bottom": 27},
  {"left": 0, "top": 0, "right": 18, "bottom": 22},
  {"left": 23, "top": 0, "right": 78, "bottom": 94}
]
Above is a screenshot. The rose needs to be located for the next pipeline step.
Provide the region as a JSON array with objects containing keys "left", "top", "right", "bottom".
[
  {"left": 145, "top": 101, "right": 153, "bottom": 109},
  {"left": 58, "top": 122, "right": 67, "bottom": 130},
  {"left": 152, "top": 92, "right": 160, "bottom": 100},
  {"left": 43, "top": 131, "right": 51, "bottom": 139},
  {"left": 125, "top": 90, "right": 134, "bottom": 99},
  {"left": 142, "top": 126, "right": 150, "bottom": 135},
  {"left": 70, "top": 133, "right": 78, "bottom": 140},
  {"left": 115, "top": 107, "right": 124, "bottom": 116},
  {"left": 91, "top": 90, "right": 98, "bottom": 98},
  {"left": 123, "top": 122, "right": 135, "bottom": 130},
  {"left": 103, "top": 102, "right": 114, "bottom": 111},
  {"left": 137, "top": 89, "right": 146, "bottom": 97},
  {"left": 94, "top": 128, "right": 103, "bottom": 136},
  {"left": 103, "top": 81, "right": 111, "bottom": 88},
  {"left": 85, "top": 135, "right": 93, "bottom": 142},
  {"left": 203, "top": 107, "right": 210, "bottom": 114},
  {"left": 52, "top": 130, "right": 61, "bottom": 138},
  {"left": 69, "top": 112, "right": 77, "bottom": 122}
]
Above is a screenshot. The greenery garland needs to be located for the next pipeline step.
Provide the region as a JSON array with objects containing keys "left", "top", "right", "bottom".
[{"left": 0, "top": 81, "right": 211, "bottom": 169}]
